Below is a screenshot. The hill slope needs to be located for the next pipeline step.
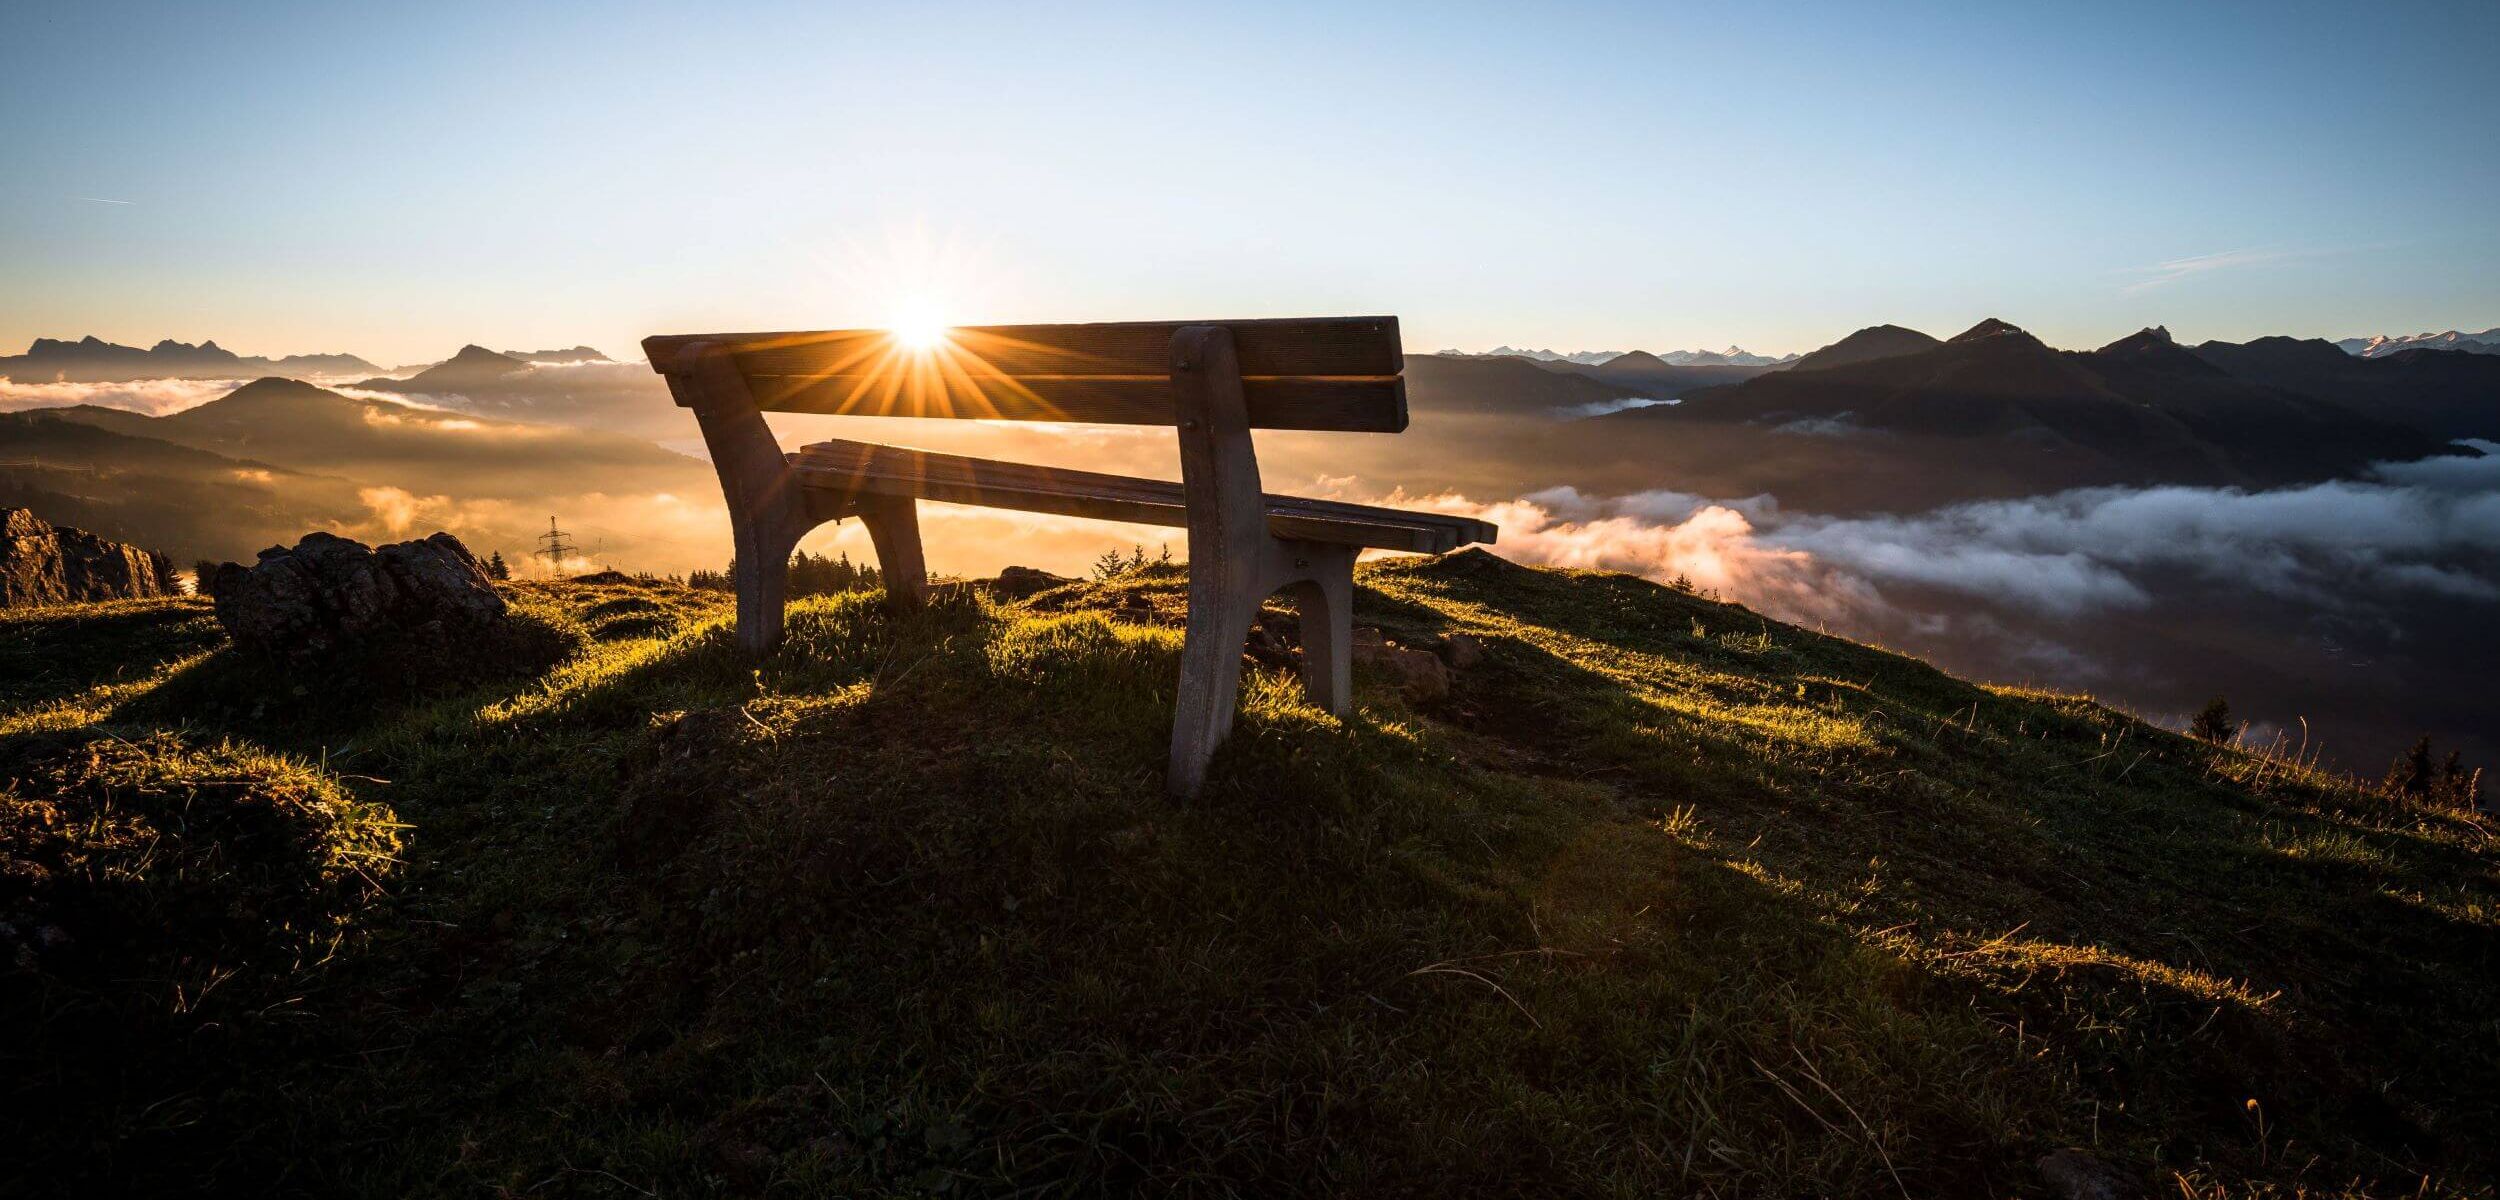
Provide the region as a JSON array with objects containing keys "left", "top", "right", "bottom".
[{"left": 3, "top": 554, "right": 2492, "bottom": 1196}]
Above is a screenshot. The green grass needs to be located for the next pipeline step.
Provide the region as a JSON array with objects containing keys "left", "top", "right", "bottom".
[{"left": 2, "top": 555, "right": 2494, "bottom": 1197}]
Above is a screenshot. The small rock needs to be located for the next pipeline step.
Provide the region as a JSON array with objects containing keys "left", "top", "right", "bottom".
[
  {"left": 2036, "top": 1150, "right": 2137, "bottom": 1200},
  {"left": 990, "top": 564, "right": 1071, "bottom": 599},
  {"left": 1438, "top": 632, "right": 1486, "bottom": 669},
  {"left": 1354, "top": 641, "right": 1449, "bottom": 702},
  {"left": 1351, "top": 626, "right": 1386, "bottom": 648}
]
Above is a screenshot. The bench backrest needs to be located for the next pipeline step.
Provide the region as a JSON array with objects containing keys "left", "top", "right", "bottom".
[{"left": 643, "top": 316, "right": 1405, "bottom": 433}]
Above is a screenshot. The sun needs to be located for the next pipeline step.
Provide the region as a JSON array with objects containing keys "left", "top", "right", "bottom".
[{"left": 888, "top": 302, "right": 951, "bottom": 353}]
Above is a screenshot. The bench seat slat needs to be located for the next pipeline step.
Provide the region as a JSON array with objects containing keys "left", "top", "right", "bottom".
[{"left": 791, "top": 439, "right": 1494, "bottom": 554}]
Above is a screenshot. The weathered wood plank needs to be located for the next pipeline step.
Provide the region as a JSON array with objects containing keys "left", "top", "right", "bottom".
[
  {"left": 794, "top": 439, "right": 1492, "bottom": 539},
  {"left": 645, "top": 315, "right": 1400, "bottom": 381},
  {"left": 790, "top": 439, "right": 1494, "bottom": 553},
  {"left": 736, "top": 373, "right": 1407, "bottom": 432}
]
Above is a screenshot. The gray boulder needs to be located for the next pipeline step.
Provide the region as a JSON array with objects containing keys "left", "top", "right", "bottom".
[
  {"left": 0, "top": 507, "right": 175, "bottom": 607},
  {"left": 212, "top": 531, "right": 506, "bottom": 662}
]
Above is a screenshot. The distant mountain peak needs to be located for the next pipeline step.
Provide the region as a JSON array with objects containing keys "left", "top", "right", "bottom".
[
  {"left": 1788, "top": 324, "right": 1943, "bottom": 372},
  {"left": 2095, "top": 326, "right": 2177, "bottom": 354},
  {"left": 2094, "top": 325, "right": 2219, "bottom": 373},
  {"left": 1950, "top": 318, "right": 2030, "bottom": 344}
]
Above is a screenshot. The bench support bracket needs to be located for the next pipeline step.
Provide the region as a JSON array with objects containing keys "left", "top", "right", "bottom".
[{"left": 668, "top": 343, "right": 930, "bottom": 657}]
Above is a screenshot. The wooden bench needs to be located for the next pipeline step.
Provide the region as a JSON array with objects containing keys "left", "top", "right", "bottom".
[{"left": 643, "top": 317, "right": 1497, "bottom": 795}]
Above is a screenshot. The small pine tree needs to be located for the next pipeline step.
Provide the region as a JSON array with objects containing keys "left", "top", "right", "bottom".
[
  {"left": 486, "top": 551, "right": 511, "bottom": 580},
  {"left": 192, "top": 559, "right": 220, "bottom": 596},
  {"left": 1091, "top": 548, "right": 1129, "bottom": 581},
  {"left": 2387, "top": 735, "right": 2438, "bottom": 799},
  {"left": 2188, "top": 697, "right": 2234, "bottom": 744}
]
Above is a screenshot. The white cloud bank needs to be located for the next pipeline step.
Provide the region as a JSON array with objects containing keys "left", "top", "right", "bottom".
[{"left": 1376, "top": 440, "right": 2500, "bottom": 641}]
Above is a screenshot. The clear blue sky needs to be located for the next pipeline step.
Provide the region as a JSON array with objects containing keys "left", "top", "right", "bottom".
[{"left": 4, "top": 0, "right": 2494, "bottom": 365}]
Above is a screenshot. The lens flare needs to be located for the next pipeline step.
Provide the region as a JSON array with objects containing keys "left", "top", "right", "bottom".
[{"left": 889, "top": 302, "right": 951, "bottom": 352}]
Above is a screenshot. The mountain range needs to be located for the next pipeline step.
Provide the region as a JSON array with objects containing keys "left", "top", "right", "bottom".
[
  {"left": 1601, "top": 318, "right": 2494, "bottom": 498},
  {"left": 2335, "top": 327, "right": 2500, "bottom": 358},
  {"left": 0, "top": 336, "right": 622, "bottom": 389},
  {"left": 1440, "top": 345, "right": 1798, "bottom": 368},
  {"left": 0, "top": 377, "right": 714, "bottom": 566},
  {"left": 0, "top": 336, "right": 381, "bottom": 383}
]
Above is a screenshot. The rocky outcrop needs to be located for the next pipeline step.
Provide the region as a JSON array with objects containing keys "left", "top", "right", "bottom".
[
  {"left": 0, "top": 508, "right": 175, "bottom": 607},
  {"left": 211, "top": 531, "right": 506, "bottom": 663}
]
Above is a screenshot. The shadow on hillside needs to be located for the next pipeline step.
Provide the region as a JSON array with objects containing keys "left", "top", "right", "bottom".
[
  {"left": 103, "top": 608, "right": 587, "bottom": 751},
  {"left": 1363, "top": 558, "right": 2495, "bottom": 1181},
  {"left": 10, "top": 577, "right": 2495, "bottom": 1193},
  {"left": 0, "top": 599, "right": 222, "bottom": 711}
]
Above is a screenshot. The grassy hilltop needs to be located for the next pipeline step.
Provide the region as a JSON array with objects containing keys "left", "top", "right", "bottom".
[{"left": 3, "top": 552, "right": 2495, "bottom": 1197}]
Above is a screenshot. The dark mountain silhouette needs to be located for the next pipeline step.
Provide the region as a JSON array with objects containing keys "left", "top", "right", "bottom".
[
  {"left": 1401, "top": 353, "right": 1652, "bottom": 416},
  {"left": 2091, "top": 325, "right": 2216, "bottom": 371},
  {"left": 344, "top": 346, "right": 694, "bottom": 439},
  {"left": 2191, "top": 336, "right": 2500, "bottom": 441},
  {"left": 357, "top": 345, "right": 535, "bottom": 393},
  {"left": 1785, "top": 324, "right": 1943, "bottom": 372},
  {"left": 505, "top": 345, "right": 611, "bottom": 364},
  {"left": 1583, "top": 318, "right": 2459, "bottom": 510},
  {"left": 1485, "top": 349, "right": 1780, "bottom": 399},
  {"left": 1948, "top": 316, "right": 2031, "bottom": 344},
  {"left": 0, "top": 336, "right": 381, "bottom": 383},
  {"left": 1581, "top": 352, "right": 1778, "bottom": 398}
]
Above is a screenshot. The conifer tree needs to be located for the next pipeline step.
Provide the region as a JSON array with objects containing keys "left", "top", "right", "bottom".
[
  {"left": 2188, "top": 697, "right": 2233, "bottom": 743},
  {"left": 2388, "top": 735, "right": 2437, "bottom": 799}
]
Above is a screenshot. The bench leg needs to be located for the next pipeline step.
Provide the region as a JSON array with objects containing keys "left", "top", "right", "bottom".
[
  {"left": 734, "top": 526, "right": 801, "bottom": 657},
  {"left": 1282, "top": 544, "right": 1356, "bottom": 716},
  {"left": 856, "top": 494, "right": 928, "bottom": 614},
  {"left": 672, "top": 347, "right": 807, "bottom": 659},
  {"left": 1167, "top": 324, "right": 1271, "bottom": 798},
  {"left": 1168, "top": 582, "right": 1261, "bottom": 799}
]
